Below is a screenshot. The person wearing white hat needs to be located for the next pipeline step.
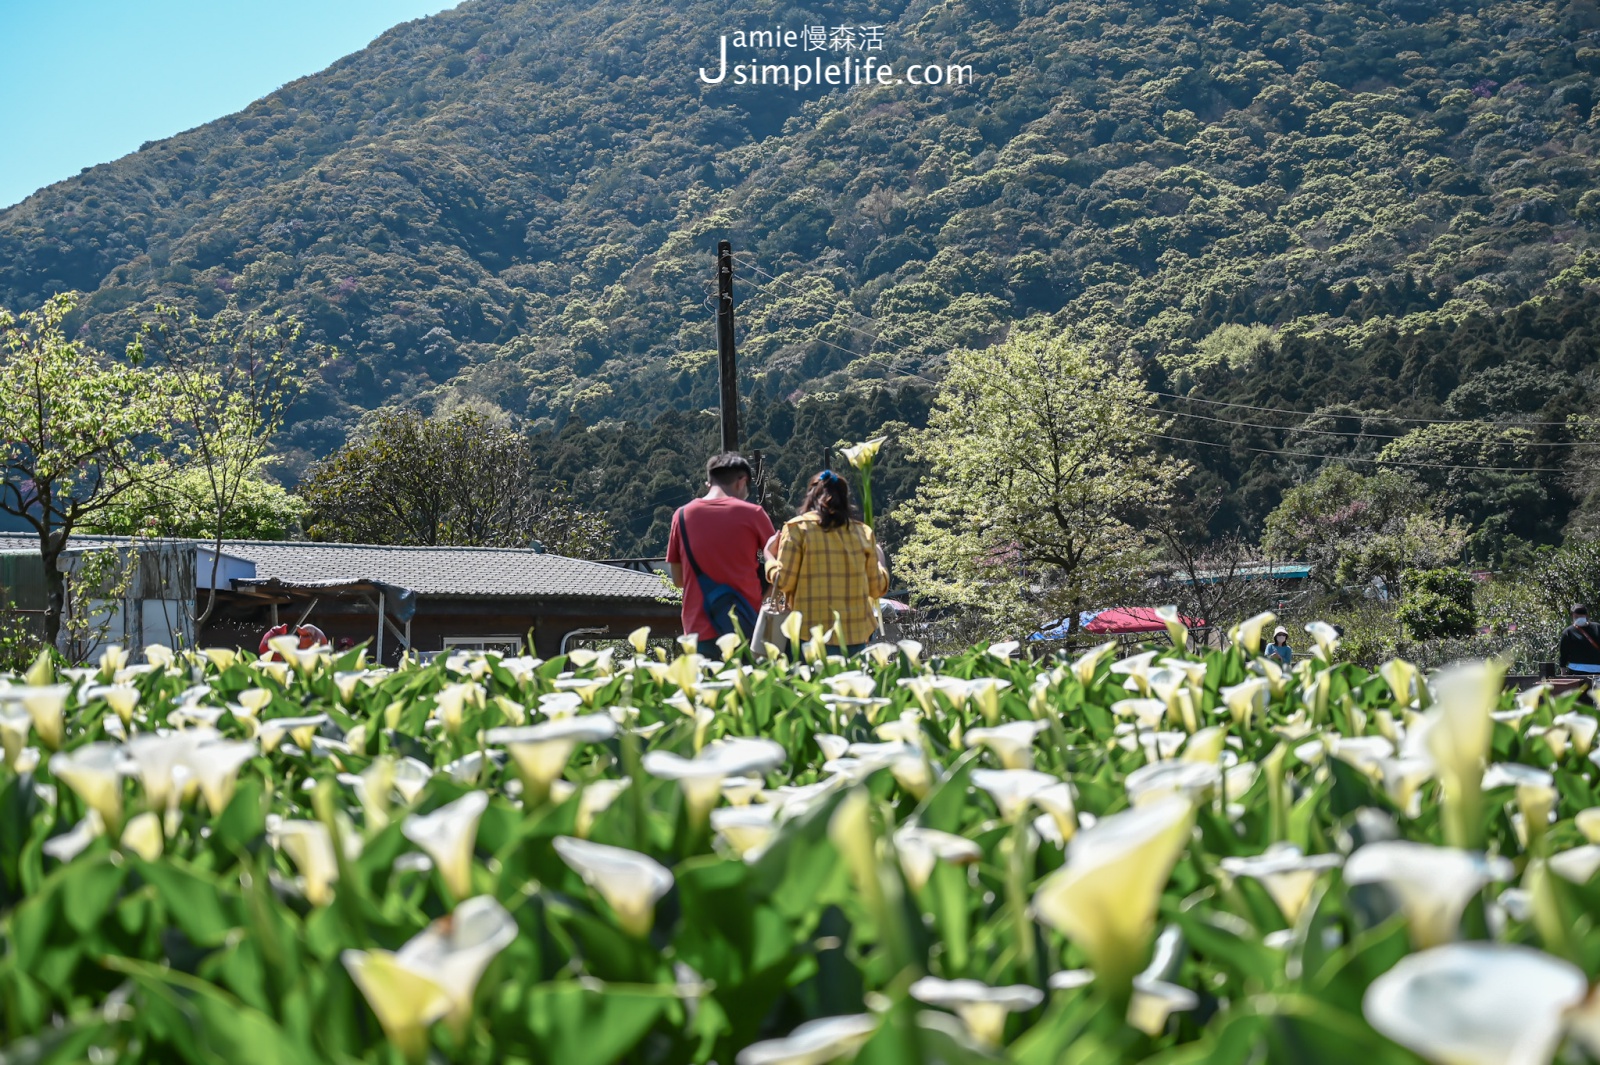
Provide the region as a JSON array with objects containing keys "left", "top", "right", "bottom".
[{"left": 1264, "top": 626, "right": 1293, "bottom": 667}]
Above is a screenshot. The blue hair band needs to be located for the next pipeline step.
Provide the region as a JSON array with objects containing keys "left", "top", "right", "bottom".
[{"left": 819, "top": 469, "right": 841, "bottom": 483}]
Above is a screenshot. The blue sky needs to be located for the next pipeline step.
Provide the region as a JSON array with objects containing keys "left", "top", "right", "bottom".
[{"left": 0, "top": 0, "right": 464, "bottom": 209}]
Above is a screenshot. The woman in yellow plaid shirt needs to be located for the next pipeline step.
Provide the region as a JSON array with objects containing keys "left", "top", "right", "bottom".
[{"left": 762, "top": 469, "right": 890, "bottom": 656}]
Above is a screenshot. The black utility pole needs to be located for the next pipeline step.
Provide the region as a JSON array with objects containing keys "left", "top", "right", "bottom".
[{"left": 716, "top": 240, "right": 739, "bottom": 453}]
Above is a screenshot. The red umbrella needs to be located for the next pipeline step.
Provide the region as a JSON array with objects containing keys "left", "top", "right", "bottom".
[{"left": 1084, "top": 607, "right": 1203, "bottom": 634}]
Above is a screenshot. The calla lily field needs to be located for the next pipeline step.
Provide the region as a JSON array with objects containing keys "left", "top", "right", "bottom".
[{"left": 5, "top": 621, "right": 1600, "bottom": 1065}]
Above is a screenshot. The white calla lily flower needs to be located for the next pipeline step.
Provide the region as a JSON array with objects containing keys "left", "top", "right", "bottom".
[
  {"left": 341, "top": 948, "right": 453, "bottom": 1061},
  {"left": 894, "top": 825, "right": 983, "bottom": 891},
  {"left": 711, "top": 803, "right": 781, "bottom": 860},
  {"left": 1033, "top": 796, "right": 1195, "bottom": 988},
  {"left": 736, "top": 1014, "right": 879, "bottom": 1065},
  {"left": 1549, "top": 844, "right": 1600, "bottom": 884},
  {"left": 908, "top": 976, "right": 1043, "bottom": 1047},
  {"left": 1363, "top": 942, "right": 1586, "bottom": 1065},
  {"left": 1304, "top": 621, "right": 1339, "bottom": 661},
  {"left": 402, "top": 791, "right": 488, "bottom": 900},
  {"left": 0, "top": 704, "right": 33, "bottom": 769},
  {"left": 965, "top": 720, "right": 1048, "bottom": 769},
  {"left": 1125, "top": 760, "right": 1219, "bottom": 806},
  {"left": 1112, "top": 698, "right": 1169, "bottom": 728},
  {"left": 641, "top": 737, "right": 786, "bottom": 825},
  {"left": 187, "top": 739, "right": 257, "bottom": 815},
  {"left": 273, "top": 819, "right": 339, "bottom": 905},
  {"left": 1218, "top": 678, "right": 1269, "bottom": 729},
  {"left": 49, "top": 742, "right": 125, "bottom": 831},
  {"left": 43, "top": 811, "right": 105, "bottom": 863},
  {"left": 574, "top": 778, "right": 630, "bottom": 838},
  {"left": 392, "top": 894, "right": 518, "bottom": 1034},
  {"left": 1070, "top": 642, "right": 1116, "bottom": 685},
  {"left": 1229, "top": 612, "right": 1276, "bottom": 657},
  {"left": 971, "top": 768, "right": 1061, "bottom": 821},
  {"left": 485, "top": 715, "right": 618, "bottom": 803},
  {"left": 1343, "top": 840, "right": 1513, "bottom": 948},
  {"left": 1554, "top": 710, "right": 1598, "bottom": 758},
  {"left": 1218, "top": 844, "right": 1343, "bottom": 923},
  {"left": 18, "top": 684, "right": 70, "bottom": 750},
  {"left": 552, "top": 835, "right": 673, "bottom": 937},
  {"left": 1126, "top": 976, "right": 1200, "bottom": 1036},
  {"left": 120, "top": 810, "right": 164, "bottom": 861}
]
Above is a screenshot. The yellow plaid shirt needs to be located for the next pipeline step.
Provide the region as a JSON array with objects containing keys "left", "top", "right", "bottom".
[{"left": 764, "top": 513, "right": 889, "bottom": 647}]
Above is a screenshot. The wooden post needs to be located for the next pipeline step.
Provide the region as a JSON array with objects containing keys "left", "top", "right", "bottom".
[{"left": 716, "top": 240, "right": 739, "bottom": 453}]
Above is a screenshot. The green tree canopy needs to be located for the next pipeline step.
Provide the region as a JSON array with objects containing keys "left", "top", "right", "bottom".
[
  {"left": 1262, "top": 465, "right": 1469, "bottom": 599},
  {"left": 84, "top": 466, "right": 304, "bottom": 541},
  {"left": 0, "top": 295, "right": 170, "bottom": 643},
  {"left": 897, "top": 328, "right": 1186, "bottom": 630},
  {"left": 297, "top": 406, "right": 613, "bottom": 556}
]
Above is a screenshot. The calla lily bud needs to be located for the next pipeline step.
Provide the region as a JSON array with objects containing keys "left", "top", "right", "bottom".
[
  {"left": 0, "top": 706, "right": 28, "bottom": 769},
  {"left": 1154, "top": 605, "right": 1188, "bottom": 650},
  {"left": 1032, "top": 796, "right": 1195, "bottom": 993},
  {"left": 1070, "top": 641, "right": 1116, "bottom": 686},
  {"left": 98, "top": 644, "right": 128, "bottom": 681},
  {"left": 23, "top": 648, "right": 53, "bottom": 686},
  {"left": 552, "top": 835, "right": 673, "bottom": 937},
  {"left": 1181, "top": 726, "right": 1226, "bottom": 765},
  {"left": 1422, "top": 660, "right": 1505, "bottom": 847},
  {"left": 1229, "top": 612, "right": 1275, "bottom": 658},
  {"left": 1380, "top": 658, "right": 1420, "bottom": 707}
]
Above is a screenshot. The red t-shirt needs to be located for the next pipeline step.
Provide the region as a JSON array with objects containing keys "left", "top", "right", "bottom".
[{"left": 666, "top": 496, "right": 776, "bottom": 641}]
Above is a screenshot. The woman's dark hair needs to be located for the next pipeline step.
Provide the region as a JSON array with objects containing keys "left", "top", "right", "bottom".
[{"left": 802, "top": 469, "right": 852, "bottom": 529}]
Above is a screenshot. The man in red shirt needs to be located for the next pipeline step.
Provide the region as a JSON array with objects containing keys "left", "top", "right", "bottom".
[{"left": 667, "top": 452, "right": 775, "bottom": 655}]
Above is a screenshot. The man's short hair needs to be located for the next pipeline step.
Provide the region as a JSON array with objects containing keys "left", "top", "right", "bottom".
[
  {"left": 706, "top": 452, "right": 753, "bottom": 489},
  {"left": 1575, "top": 603, "right": 1591, "bottom": 617}
]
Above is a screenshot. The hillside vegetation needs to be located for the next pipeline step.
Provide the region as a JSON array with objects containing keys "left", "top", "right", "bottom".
[{"left": 3, "top": 0, "right": 1600, "bottom": 553}]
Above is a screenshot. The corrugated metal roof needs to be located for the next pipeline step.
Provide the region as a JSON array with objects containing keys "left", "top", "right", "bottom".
[{"left": 0, "top": 533, "right": 676, "bottom": 602}]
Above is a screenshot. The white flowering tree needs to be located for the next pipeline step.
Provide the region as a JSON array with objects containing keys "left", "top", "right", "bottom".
[{"left": 898, "top": 328, "right": 1187, "bottom": 632}]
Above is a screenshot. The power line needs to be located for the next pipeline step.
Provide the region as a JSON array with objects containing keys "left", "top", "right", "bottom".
[
  {"left": 1123, "top": 400, "right": 1587, "bottom": 448},
  {"left": 726, "top": 258, "right": 1581, "bottom": 474},
  {"left": 1147, "top": 387, "right": 1579, "bottom": 428},
  {"left": 1150, "top": 432, "right": 1566, "bottom": 473}
]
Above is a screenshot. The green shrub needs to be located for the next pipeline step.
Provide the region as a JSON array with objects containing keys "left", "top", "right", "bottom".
[{"left": 1397, "top": 568, "right": 1478, "bottom": 640}]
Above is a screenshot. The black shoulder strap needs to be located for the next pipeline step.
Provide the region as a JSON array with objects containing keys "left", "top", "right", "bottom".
[
  {"left": 1578, "top": 623, "right": 1600, "bottom": 653},
  {"left": 676, "top": 508, "right": 702, "bottom": 578}
]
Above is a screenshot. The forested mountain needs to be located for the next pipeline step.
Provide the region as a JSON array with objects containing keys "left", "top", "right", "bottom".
[{"left": 3, "top": 0, "right": 1600, "bottom": 556}]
